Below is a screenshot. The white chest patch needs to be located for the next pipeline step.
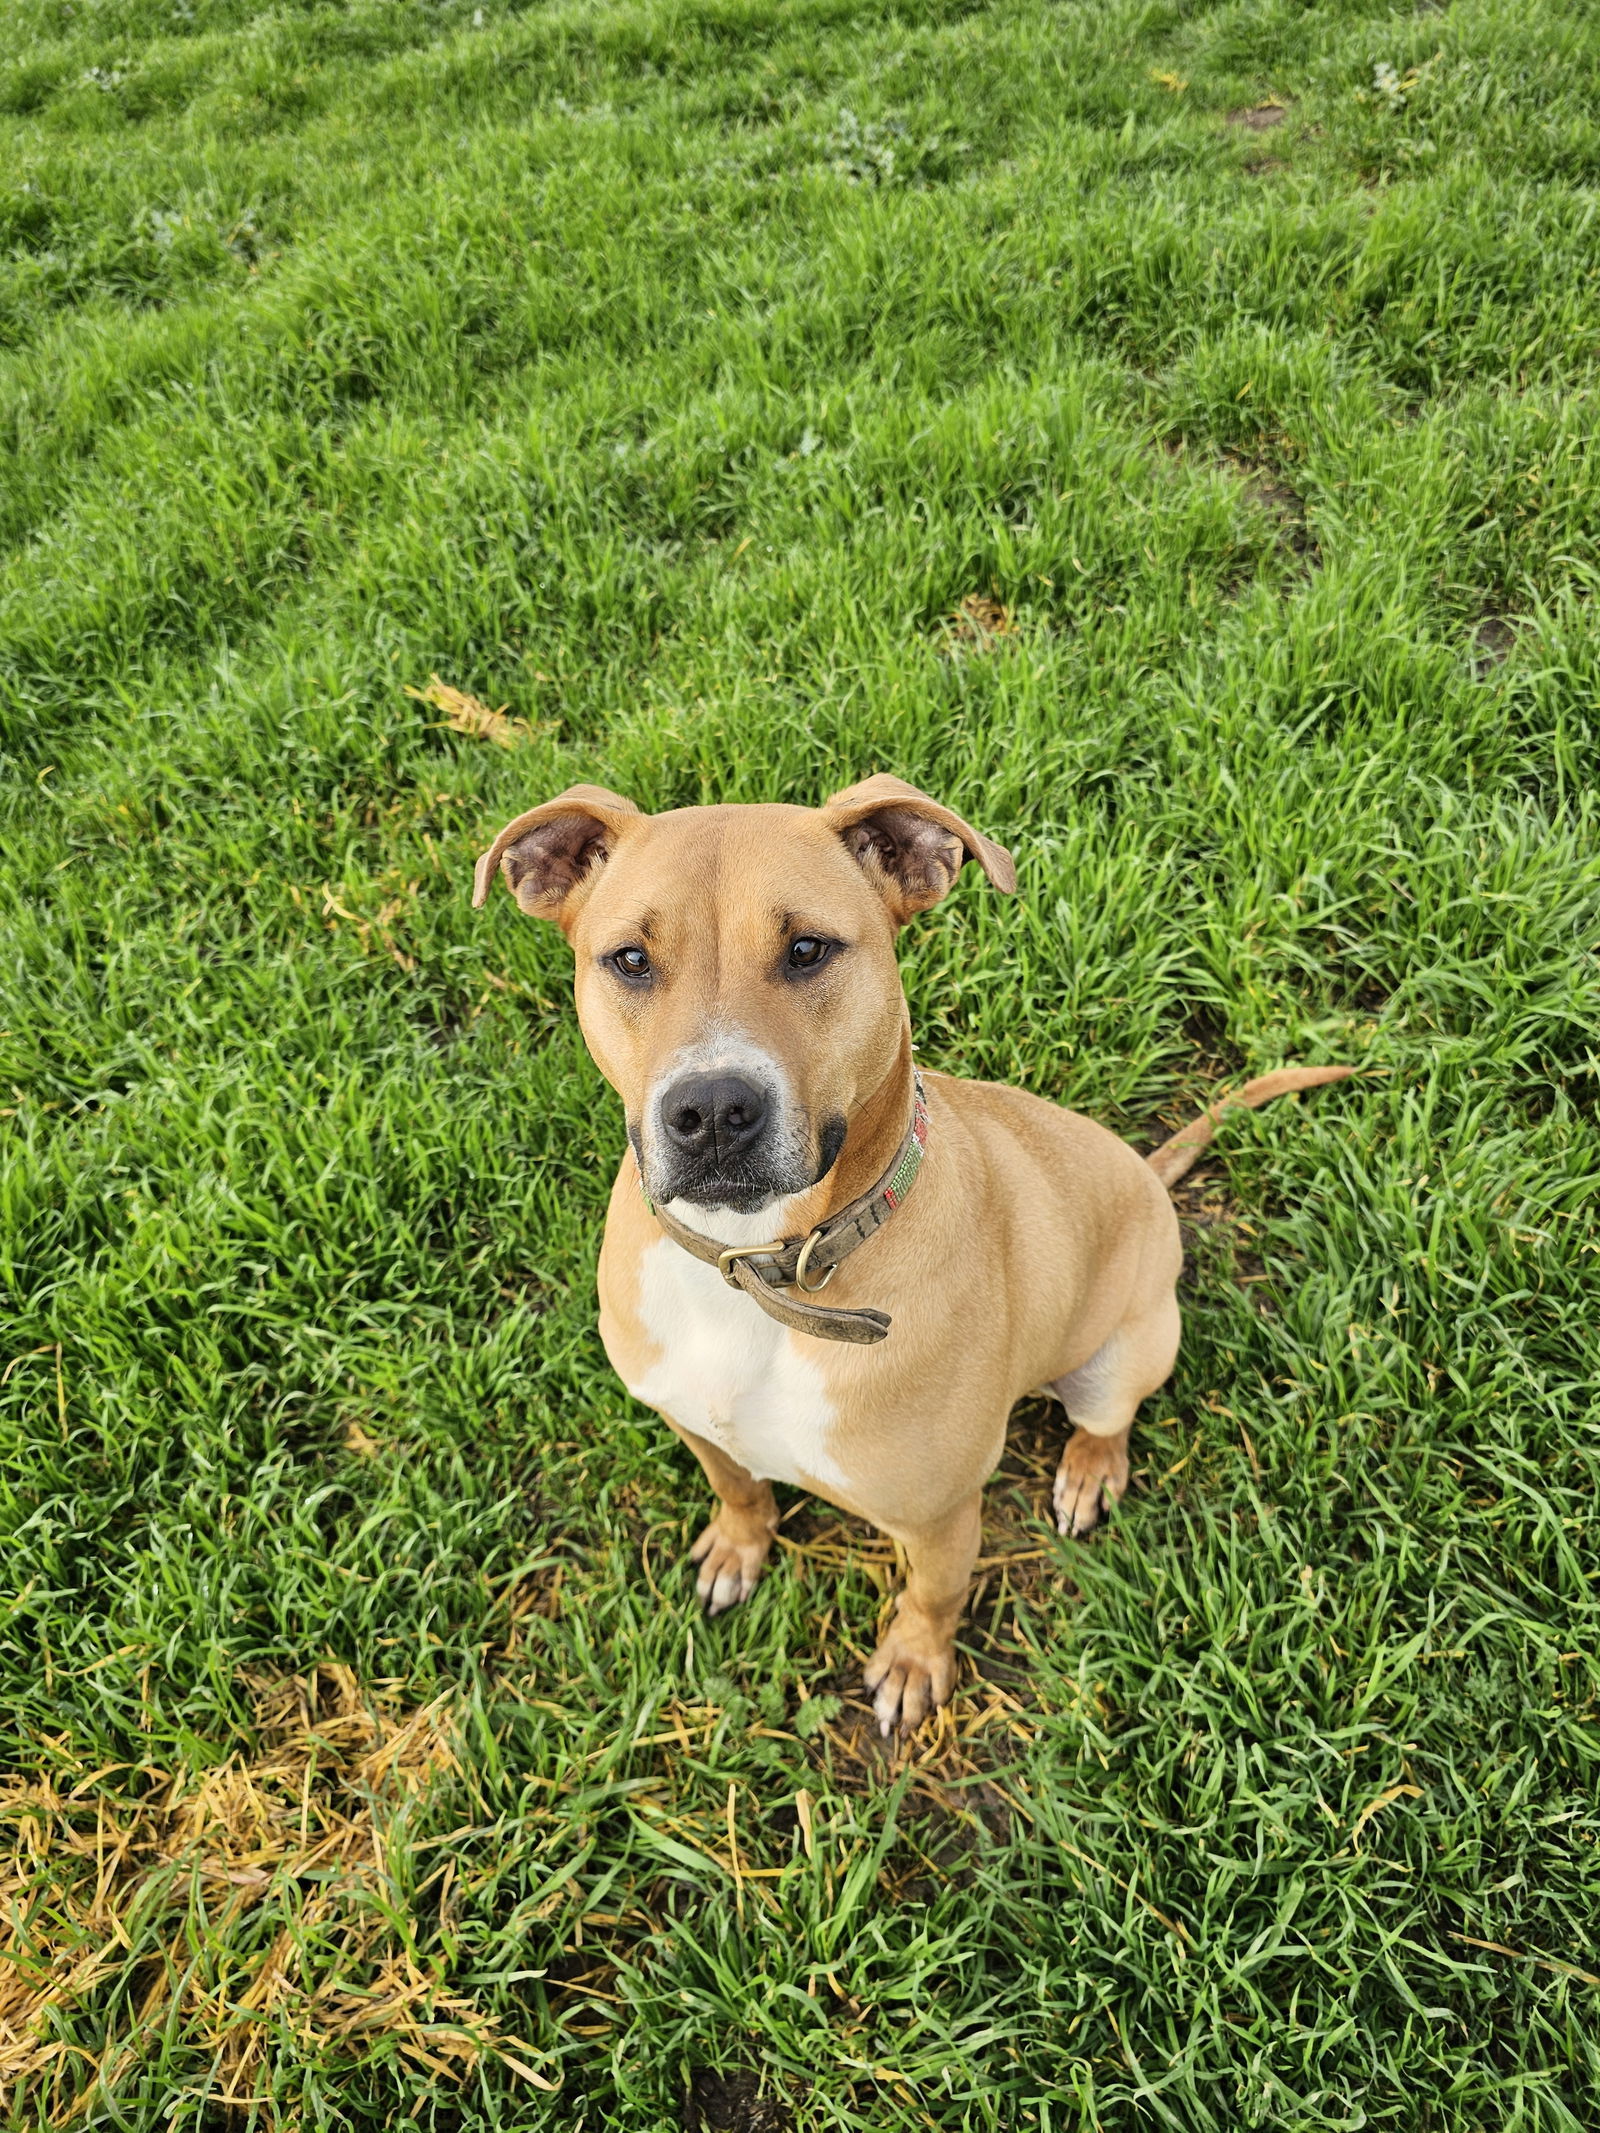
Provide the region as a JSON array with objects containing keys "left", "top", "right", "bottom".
[{"left": 623, "top": 1237, "right": 848, "bottom": 1492}]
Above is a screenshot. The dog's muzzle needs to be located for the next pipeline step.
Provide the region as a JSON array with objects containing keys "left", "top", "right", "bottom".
[{"left": 649, "top": 1068, "right": 808, "bottom": 1213}]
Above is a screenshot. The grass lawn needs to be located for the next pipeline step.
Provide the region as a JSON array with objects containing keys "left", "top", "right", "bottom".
[{"left": 3, "top": 0, "right": 1599, "bottom": 2123}]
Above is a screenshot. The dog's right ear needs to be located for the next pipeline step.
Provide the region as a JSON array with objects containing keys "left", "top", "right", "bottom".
[
  {"left": 471, "top": 785, "right": 641, "bottom": 929},
  {"left": 822, "top": 773, "right": 1016, "bottom": 923}
]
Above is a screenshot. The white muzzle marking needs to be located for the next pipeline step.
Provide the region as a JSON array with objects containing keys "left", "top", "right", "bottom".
[{"left": 641, "top": 1026, "right": 810, "bottom": 1227}]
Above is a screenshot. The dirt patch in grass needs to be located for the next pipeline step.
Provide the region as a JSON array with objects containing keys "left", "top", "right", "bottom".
[
  {"left": 1228, "top": 101, "right": 1288, "bottom": 131},
  {"left": 1171, "top": 1164, "right": 1271, "bottom": 1299},
  {"left": 685, "top": 2064, "right": 797, "bottom": 2132},
  {"left": 1155, "top": 440, "right": 1318, "bottom": 569},
  {"left": 1238, "top": 468, "right": 1301, "bottom": 520},
  {"left": 1225, "top": 454, "right": 1318, "bottom": 561},
  {"left": 1471, "top": 615, "right": 1517, "bottom": 676}
]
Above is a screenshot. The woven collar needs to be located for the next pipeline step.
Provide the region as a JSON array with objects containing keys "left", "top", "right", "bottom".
[{"left": 638, "top": 1072, "right": 929, "bottom": 1345}]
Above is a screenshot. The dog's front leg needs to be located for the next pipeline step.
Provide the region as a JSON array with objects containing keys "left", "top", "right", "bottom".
[
  {"left": 863, "top": 1492, "right": 982, "bottom": 1737},
  {"left": 663, "top": 1421, "right": 781, "bottom": 1616}
]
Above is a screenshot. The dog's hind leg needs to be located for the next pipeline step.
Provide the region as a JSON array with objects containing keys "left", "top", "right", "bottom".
[{"left": 1048, "top": 1290, "right": 1180, "bottom": 1538}]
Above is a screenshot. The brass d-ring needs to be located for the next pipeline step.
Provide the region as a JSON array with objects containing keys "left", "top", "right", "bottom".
[{"left": 794, "top": 1228, "right": 836, "bottom": 1293}]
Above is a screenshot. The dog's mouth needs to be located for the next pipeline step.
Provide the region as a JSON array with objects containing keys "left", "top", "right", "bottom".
[
  {"left": 662, "top": 1164, "right": 798, "bottom": 1217},
  {"left": 636, "top": 1112, "right": 847, "bottom": 1218}
]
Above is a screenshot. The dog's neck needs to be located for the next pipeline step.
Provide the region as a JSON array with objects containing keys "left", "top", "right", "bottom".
[{"left": 816, "top": 1028, "right": 918, "bottom": 1218}]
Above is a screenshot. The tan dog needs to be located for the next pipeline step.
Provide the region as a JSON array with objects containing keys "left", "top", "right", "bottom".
[{"left": 473, "top": 776, "right": 1349, "bottom": 1733}]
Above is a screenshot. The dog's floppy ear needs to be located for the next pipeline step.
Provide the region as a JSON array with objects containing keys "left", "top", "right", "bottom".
[
  {"left": 823, "top": 773, "right": 1016, "bottom": 921},
  {"left": 471, "top": 785, "right": 641, "bottom": 928}
]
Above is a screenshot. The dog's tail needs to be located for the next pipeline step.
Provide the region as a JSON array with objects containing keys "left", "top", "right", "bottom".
[{"left": 1146, "top": 1065, "right": 1355, "bottom": 1189}]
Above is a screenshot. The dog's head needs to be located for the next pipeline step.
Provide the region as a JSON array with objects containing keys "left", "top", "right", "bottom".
[{"left": 472, "top": 776, "right": 1015, "bottom": 1218}]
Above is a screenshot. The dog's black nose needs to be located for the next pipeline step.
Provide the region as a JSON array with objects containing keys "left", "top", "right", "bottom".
[{"left": 661, "top": 1074, "right": 768, "bottom": 1165}]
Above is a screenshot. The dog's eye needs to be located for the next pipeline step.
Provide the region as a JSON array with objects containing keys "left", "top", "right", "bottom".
[
  {"left": 788, "top": 936, "right": 832, "bottom": 972},
  {"left": 609, "top": 946, "right": 652, "bottom": 982}
]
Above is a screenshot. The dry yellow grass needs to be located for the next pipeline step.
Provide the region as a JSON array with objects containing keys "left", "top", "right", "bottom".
[
  {"left": 0, "top": 1667, "right": 554, "bottom": 2120},
  {"left": 940, "top": 593, "right": 1016, "bottom": 653},
  {"left": 404, "top": 674, "right": 541, "bottom": 749}
]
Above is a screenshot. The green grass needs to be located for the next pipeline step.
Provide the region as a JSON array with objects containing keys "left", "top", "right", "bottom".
[{"left": 3, "top": 0, "right": 1599, "bottom": 2123}]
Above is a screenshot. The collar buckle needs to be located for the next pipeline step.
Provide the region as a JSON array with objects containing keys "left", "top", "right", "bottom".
[{"left": 716, "top": 1240, "right": 786, "bottom": 1288}]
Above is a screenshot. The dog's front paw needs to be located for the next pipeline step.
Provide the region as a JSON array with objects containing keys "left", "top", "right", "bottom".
[
  {"left": 688, "top": 1513, "right": 774, "bottom": 1615},
  {"left": 862, "top": 1628, "right": 957, "bottom": 1738},
  {"left": 1053, "top": 1426, "right": 1130, "bottom": 1539}
]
